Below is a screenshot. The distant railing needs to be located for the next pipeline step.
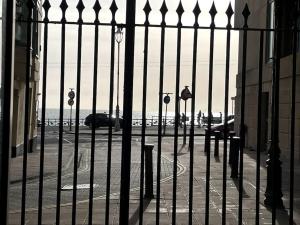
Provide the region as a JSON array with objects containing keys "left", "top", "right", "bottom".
[
  {"left": 39, "top": 116, "right": 176, "bottom": 127},
  {"left": 39, "top": 115, "right": 225, "bottom": 127}
]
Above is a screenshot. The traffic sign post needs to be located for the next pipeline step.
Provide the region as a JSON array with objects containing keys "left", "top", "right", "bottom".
[
  {"left": 181, "top": 86, "right": 192, "bottom": 145},
  {"left": 68, "top": 88, "right": 75, "bottom": 131},
  {"left": 163, "top": 93, "right": 172, "bottom": 135}
]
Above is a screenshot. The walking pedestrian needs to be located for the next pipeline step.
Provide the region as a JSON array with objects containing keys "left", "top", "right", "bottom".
[
  {"left": 197, "top": 110, "right": 202, "bottom": 128},
  {"left": 181, "top": 113, "right": 185, "bottom": 128}
]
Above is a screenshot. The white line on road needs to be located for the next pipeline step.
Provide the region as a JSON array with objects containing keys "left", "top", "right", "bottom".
[{"left": 55, "top": 137, "right": 73, "bottom": 144}]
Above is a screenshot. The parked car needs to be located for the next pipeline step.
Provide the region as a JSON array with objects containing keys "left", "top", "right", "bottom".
[
  {"left": 210, "top": 119, "right": 234, "bottom": 138},
  {"left": 84, "top": 113, "right": 123, "bottom": 128}
]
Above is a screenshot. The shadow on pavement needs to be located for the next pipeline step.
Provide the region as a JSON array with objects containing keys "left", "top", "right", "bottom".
[
  {"left": 214, "top": 155, "right": 220, "bottom": 163},
  {"left": 178, "top": 144, "right": 188, "bottom": 156},
  {"left": 266, "top": 207, "right": 297, "bottom": 225},
  {"left": 232, "top": 178, "right": 250, "bottom": 198},
  {"left": 129, "top": 198, "right": 151, "bottom": 225}
]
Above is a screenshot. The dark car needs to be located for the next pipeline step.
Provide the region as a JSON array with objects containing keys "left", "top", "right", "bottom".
[
  {"left": 84, "top": 113, "right": 123, "bottom": 128},
  {"left": 210, "top": 119, "right": 234, "bottom": 138}
]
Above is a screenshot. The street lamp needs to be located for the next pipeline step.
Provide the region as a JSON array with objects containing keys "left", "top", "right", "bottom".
[{"left": 115, "top": 26, "right": 123, "bottom": 131}]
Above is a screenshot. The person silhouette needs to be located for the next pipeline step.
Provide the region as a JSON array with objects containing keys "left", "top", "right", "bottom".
[
  {"left": 197, "top": 110, "right": 202, "bottom": 127},
  {"left": 181, "top": 113, "right": 186, "bottom": 128}
]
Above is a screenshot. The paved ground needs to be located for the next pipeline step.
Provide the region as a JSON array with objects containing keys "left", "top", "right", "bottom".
[{"left": 7, "top": 126, "right": 300, "bottom": 224}]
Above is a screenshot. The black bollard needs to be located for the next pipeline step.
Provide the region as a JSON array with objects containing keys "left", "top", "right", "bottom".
[
  {"left": 144, "top": 144, "right": 154, "bottom": 199},
  {"left": 228, "top": 131, "right": 236, "bottom": 165},
  {"left": 230, "top": 137, "right": 240, "bottom": 178},
  {"left": 214, "top": 131, "right": 220, "bottom": 157},
  {"left": 229, "top": 131, "right": 236, "bottom": 138},
  {"left": 204, "top": 128, "right": 210, "bottom": 153}
]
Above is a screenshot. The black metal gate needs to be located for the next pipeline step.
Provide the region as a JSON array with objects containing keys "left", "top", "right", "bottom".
[{"left": 0, "top": 0, "right": 299, "bottom": 225}]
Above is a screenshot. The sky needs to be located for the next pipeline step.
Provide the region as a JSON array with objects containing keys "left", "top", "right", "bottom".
[{"left": 3, "top": 0, "right": 240, "bottom": 115}]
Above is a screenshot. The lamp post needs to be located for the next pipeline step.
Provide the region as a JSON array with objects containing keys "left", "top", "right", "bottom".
[
  {"left": 264, "top": 0, "right": 283, "bottom": 208},
  {"left": 181, "top": 86, "right": 192, "bottom": 145},
  {"left": 115, "top": 26, "right": 123, "bottom": 131},
  {"left": 231, "top": 96, "right": 235, "bottom": 115}
]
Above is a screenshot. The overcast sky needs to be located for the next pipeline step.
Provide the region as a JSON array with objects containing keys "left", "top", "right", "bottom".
[{"left": 3, "top": 0, "right": 240, "bottom": 115}]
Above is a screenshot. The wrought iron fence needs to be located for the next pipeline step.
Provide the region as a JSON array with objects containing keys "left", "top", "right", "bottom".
[{"left": 0, "top": 0, "right": 299, "bottom": 225}]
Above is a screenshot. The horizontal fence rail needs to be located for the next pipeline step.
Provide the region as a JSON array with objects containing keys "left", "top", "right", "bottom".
[{"left": 3, "top": 1, "right": 299, "bottom": 225}]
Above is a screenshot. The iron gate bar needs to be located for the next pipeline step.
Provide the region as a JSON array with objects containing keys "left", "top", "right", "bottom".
[
  {"left": 172, "top": 2, "right": 184, "bottom": 224},
  {"left": 105, "top": 2, "right": 117, "bottom": 224},
  {"left": 188, "top": 3, "right": 201, "bottom": 225},
  {"left": 119, "top": 0, "right": 136, "bottom": 223},
  {"left": 156, "top": 1, "right": 167, "bottom": 224},
  {"left": 270, "top": 16, "right": 278, "bottom": 225},
  {"left": 289, "top": 4, "right": 298, "bottom": 224},
  {"left": 255, "top": 30, "right": 264, "bottom": 225},
  {"left": 38, "top": 1, "right": 50, "bottom": 224},
  {"left": 222, "top": 4, "right": 234, "bottom": 225},
  {"left": 205, "top": 3, "right": 217, "bottom": 225},
  {"left": 88, "top": 1, "right": 101, "bottom": 224},
  {"left": 72, "top": 1, "right": 85, "bottom": 224},
  {"left": 238, "top": 5, "right": 250, "bottom": 225},
  {"left": 139, "top": 1, "right": 151, "bottom": 224},
  {"left": 0, "top": 0, "right": 15, "bottom": 223},
  {"left": 56, "top": 1, "right": 68, "bottom": 224},
  {"left": 21, "top": 1, "right": 34, "bottom": 224}
]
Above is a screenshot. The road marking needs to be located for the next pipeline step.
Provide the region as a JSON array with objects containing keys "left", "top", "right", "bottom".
[
  {"left": 55, "top": 137, "right": 73, "bottom": 144},
  {"left": 10, "top": 149, "right": 182, "bottom": 213},
  {"left": 62, "top": 184, "right": 99, "bottom": 191},
  {"left": 63, "top": 138, "right": 72, "bottom": 143}
]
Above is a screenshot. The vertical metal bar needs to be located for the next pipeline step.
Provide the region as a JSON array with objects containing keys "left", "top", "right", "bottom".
[
  {"left": 72, "top": 2, "right": 84, "bottom": 224},
  {"left": 289, "top": 8, "right": 297, "bottom": 225},
  {"left": 21, "top": 1, "right": 34, "bottom": 224},
  {"left": 172, "top": 3, "right": 184, "bottom": 224},
  {"left": 105, "top": 21, "right": 115, "bottom": 225},
  {"left": 271, "top": 27, "right": 278, "bottom": 225},
  {"left": 0, "top": 0, "right": 15, "bottom": 222},
  {"left": 188, "top": 3, "right": 200, "bottom": 224},
  {"left": 156, "top": 3, "right": 167, "bottom": 224},
  {"left": 255, "top": 31, "right": 264, "bottom": 225},
  {"left": 119, "top": 0, "right": 136, "bottom": 222},
  {"left": 88, "top": 3, "right": 100, "bottom": 224},
  {"left": 38, "top": 1, "right": 50, "bottom": 224},
  {"left": 205, "top": 28, "right": 213, "bottom": 225},
  {"left": 139, "top": 3, "right": 150, "bottom": 224},
  {"left": 56, "top": 6, "right": 66, "bottom": 225},
  {"left": 238, "top": 10, "right": 249, "bottom": 225},
  {"left": 222, "top": 4, "right": 233, "bottom": 225},
  {"left": 205, "top": 4, "right": 217, "bottom": 225}
]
